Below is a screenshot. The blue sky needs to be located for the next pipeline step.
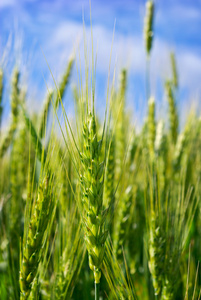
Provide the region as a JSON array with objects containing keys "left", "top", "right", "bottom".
[{"left": 1, "top": 0, "right": 201, "bottom": 126}]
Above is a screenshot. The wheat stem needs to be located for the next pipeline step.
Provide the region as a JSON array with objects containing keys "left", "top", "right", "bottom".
[{"left": 95, "top": 282, "right": 100, "bottom": 300}]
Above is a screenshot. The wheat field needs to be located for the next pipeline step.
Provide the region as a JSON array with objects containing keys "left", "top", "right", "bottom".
[{"left": 0, "top": 1, "right": 200, "bottom": 299}]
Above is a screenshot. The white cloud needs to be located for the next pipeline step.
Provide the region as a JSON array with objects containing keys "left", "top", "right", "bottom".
[
  {"left": 178, "top": 51, "right": 201, "bottom": 91},
  {"left": 0, "top": 0, "right": 15, "bottom": 8},
  {"left": 169, "top": 5, "right": 201, "bottom": 20},
  {"left": 42, "top": 18, "right": 201, "bottom": 98},
  {"left": 44, "top": 20, "right": 144, "bottom": 75}
]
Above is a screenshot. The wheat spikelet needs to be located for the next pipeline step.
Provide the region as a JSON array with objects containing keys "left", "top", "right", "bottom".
[
  {"left": 10, "top": 133, "right": 23, "bottom": 243},
  {"left": 54, "top": 221, "right": 85, "bottom": 300},
  {"left": 173, "top": 115, "right": 192, "bottom": 171},
  {"left": 165, "top": 81, "right": 178, "bottom": 144},
  {"left": 144, "top": 1, "right": 154, "bottom": 56},
  {"left": 38, "top": 89, "right": 53, "bottom": 138},
  {"left": 112, "top": 70, "right": 129, "bottom": 251},
  {"left": 18, "top": 91, "right": 28, "bottom": 190},
  {"left": 170, "top": 52, "right": 178, "bottom": 89},
  {"left": 22, "top": 108, "right": 46, "bottom": 163},
  {"left": 9, "top": 131, "right": 23, "bottom": 297},
  {"left": 148, "top": 211, "right": 165, "bottom": 296},
  {"left": 55, "top": 56, "right": 74, "bottom": 109},
  {"left": 155, "top": 121, "right": 167, "bottom": 198},
  {"left": 113, "top": 185, "right": 133, "bottom": 261},
  {"left": 155, "top": 120, "right": 165, "bottom": 154},
  {"left": 127, "top": 187, "right": 144, "bottom": 275},
  {"left": 161, "top": 257, "right": 179, "bottom": 300},
  {"left": 80, "top": 111, "right": 108, "bottom": 284},
  {"left": 0, "top": 126, "right": 15, "bottom": 158},
  {"left": 114, "top": 69, "right": 127, "bottom": 180},
  {"left": 147, "top": 97, "right": 156, "bottom": 159},
  {"left": 0, "top": 68, "right": 20, "bottom": 158},
  {"left": 104, "top": 132, "right": 115, "bottom": 210},
  {"left": 0, "top": 68, "right": 3, "bottom": 131},
  {"left": 20, "top": 174, "right": 54, "bottom": 299},
  {"left": 10, "top": 91, "right": 28, "bottom": 244},
  {"left": 11, "top": 68, "right": 20, "bottom": 125},
  {"left": 59, "top": 149, "right": 69, "bottom": 214}
]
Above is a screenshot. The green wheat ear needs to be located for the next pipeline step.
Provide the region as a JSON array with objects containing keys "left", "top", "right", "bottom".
[
  {"left": 22, "top": 108, "right": 46, "bottom": 164},
  {"left": 144, "top": 0, "right": 154, "bottom": 56},
  {"left": 0, "top": 67, "right": 20, "bottom": 158},
  {"left": 147, "top": 97, "right": 156, "bottom": 160},
  {"left": 0, "top": 68, "right": 3, "bottom": 131},
  {"left": 38, "top": 89, "right": 53, "bottom": 138},
  {"left": 114, "top": 69, "right": 127, "bottom": 181},
  {"left": 165, "top": 81, "right": 178, "bottom": 144},
  {"left": 55, "top": 55, "right": 74, "bottom": 109},
  {"left": 104, "top": 131, "right": 115, "bottom": 210},
  {"left": 148, "top": 211, "right": 165, "bottom": 296},
  {"left": 113, "top": 185, "right": 133, "bottom": 260},
  {"left": 20, "top": 174, "right": 55, "bottom": 299},
  {"left": 80, "top": 111, "right": 108, "bottom": 284},
  {"left": 170, "top": 52, "right": 178, "bottom": 89}
]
